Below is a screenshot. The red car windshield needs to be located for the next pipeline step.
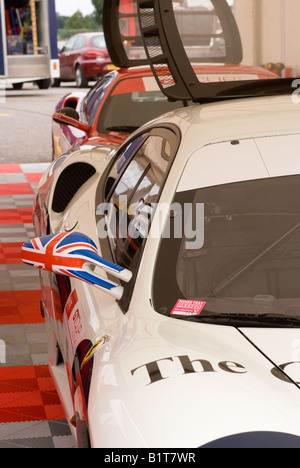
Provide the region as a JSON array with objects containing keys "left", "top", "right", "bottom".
[{"left": 96, "top": 77, "right": 187, "bottom": 135}]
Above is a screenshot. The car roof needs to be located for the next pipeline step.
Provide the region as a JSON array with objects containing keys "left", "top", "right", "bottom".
[
  {"left": 114, "top": 63, "right": 277, "bottom": 79},
  {"left": 147, "top": 94, "right": 300, "bottom": 158},
  {"left": 131, "top": 94, "right": 299, "bottom": 198},
  {"left": 75, "top": 32, "right": 105, "bottom": 38}
]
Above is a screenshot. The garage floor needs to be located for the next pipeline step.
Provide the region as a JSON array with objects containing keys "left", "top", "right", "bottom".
[{"left": 0, "top": 163, "right": 75, "bottom": 448}]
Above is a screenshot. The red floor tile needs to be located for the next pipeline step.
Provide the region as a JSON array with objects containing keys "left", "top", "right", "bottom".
[
  {"left": 0, "top": 208, "right": 33, "bottom": 224},
  {"left": 0, "top": 406, "right": 46, "bottom": 424},
  {"left": 25, "top": 173, "right": 43, "bottom": 184},
  {"left": 0, "top": 243, "right": 23, "bottom": 264},
  {"left": 0, "top": 366, "right": 65, "bottom": 423},
  {"left": 0, "top": 164, "right": 67, "bottom": 433},
  {"left": 0, "top": 290, "right": 43, "bottom": 325},
  {"left": 0, "top": 164, "right": 22, "bottom": 174},
  {"left": 0, "top": 184, "right": 34, "bottom": 196}
]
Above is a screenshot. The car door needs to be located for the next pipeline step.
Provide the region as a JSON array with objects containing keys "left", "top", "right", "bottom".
[
  {"left": 59, "top": 35, "right": 78, "bottom": 80},
  {"left": 95, "top": 125, "right": 180, "bottom": 307},
  {"left": 67, "top": 36, "right": 87, "bottom": 80},
  {"left": 46, "top": 127, "right": 180, "bottom": 433},
  {"left": 53, "top": 74, "right": 117, "bottom": 159},
  {"left": 60, "top": 36, "right": 85, "bottom": 80}
]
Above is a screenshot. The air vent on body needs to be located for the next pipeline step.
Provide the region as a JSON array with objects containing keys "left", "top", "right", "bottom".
[{"left": 52, "top": 163, "right": 96, "bottom": 213}]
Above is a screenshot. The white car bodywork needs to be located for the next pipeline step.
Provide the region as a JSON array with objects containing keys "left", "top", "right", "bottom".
[{"left": 31, "top": 94, "right": 300, "bottom": 448}]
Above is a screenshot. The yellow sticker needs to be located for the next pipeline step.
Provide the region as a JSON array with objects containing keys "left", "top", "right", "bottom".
[{"left": 81, "top": 336, "right": 107, "bottom": 369}]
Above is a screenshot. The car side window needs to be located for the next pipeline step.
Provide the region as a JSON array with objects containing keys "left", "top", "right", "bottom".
[
  {"left": 73, "top": 36, "right": 86, "bottom": 50},
  {"left": 63, "top": 36, "right": 77, "bottom": 52},
  {"left": 104, "top": 129, "right": 178, "bottom": 269},
  {"left": 82, "top": 74, "right": 115, "bottom": 125}
]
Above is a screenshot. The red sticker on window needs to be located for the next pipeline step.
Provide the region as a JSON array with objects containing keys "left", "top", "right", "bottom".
[{"left": 171, "top": 300, "right": 206, "bottom": 316}]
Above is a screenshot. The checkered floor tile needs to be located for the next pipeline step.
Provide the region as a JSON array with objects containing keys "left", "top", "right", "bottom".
[
  {"left": 0, "top": 164, "right": 75, "bottom": 448},
  {"left": 0, "top": 419, "right": 74, "bottom": 448}
]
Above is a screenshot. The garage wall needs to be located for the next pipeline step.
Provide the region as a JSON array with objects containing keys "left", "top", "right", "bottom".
[{"left": 234, "top": 0, "right": 300, "bottom": 76}]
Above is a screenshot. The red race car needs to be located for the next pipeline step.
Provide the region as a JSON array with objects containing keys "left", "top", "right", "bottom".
[{"left": 52, "top": 63, "right": 276, "bottom": 160}]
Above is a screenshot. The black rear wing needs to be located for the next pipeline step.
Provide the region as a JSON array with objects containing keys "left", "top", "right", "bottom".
[
  {"left": 103, "top": 0, "right": 147, "bottom": 68},
  {"left": 137, "top": 0, "right": 294, "bottom": 102},
  {"left": 103, "top": 0, "right": 242, "bottom": 69},
  {"left": 103, "top": 0, "right": 294, "bottom": 103}
]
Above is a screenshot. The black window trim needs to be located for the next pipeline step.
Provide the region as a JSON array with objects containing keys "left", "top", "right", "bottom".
[
  {"left": 81, "top": 72, "right": 116, "bottom": 125},
  {"left": 126, "top": 162, "right": 152, "bottom": 207},
  {"left": 95, "top": 123, "right": 181, "bottom": 313},
  {"left": 104, "top": 131, "right": 150, "bottom": 203}
]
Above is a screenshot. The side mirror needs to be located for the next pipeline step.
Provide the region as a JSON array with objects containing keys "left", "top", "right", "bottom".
[
  {"left": 21, "top": 232, "right": 132, "bottom": 300},
  {"left": 52, "top": 107, "right": 90, "bottom": 133}
]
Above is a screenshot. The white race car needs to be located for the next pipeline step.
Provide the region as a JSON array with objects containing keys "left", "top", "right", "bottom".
[{"left": 22, "top": 0, "right": 300, "bottom": 449}]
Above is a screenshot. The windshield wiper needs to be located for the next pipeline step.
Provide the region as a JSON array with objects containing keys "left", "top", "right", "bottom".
[
  {"left": 181, "top": 312, "right": 300, "bottom": 328},
  {"left": 208, "top": 220, "right": 300, "bottom": 298}
]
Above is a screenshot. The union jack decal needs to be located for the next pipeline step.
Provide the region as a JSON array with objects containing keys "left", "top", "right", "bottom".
[{"left": 22, "top": 232, "right": 132, "bottom": 297}]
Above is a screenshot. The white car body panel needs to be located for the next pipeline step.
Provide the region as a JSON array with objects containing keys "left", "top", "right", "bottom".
[
  {"left": 87, "top": 307, "right": 300, "bottom": 448},
  {"left": 32, "top": 95, "right": 300, "bottom": 447},
  {"left": 177, "top": 134, "right": 300, "bottom": 192}
]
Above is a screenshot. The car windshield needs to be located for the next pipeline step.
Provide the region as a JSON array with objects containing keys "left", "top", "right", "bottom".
[
  {"left": 97, "top": 81, "right": 188, "bottom": 135},
  {"left": 153, "top": 174, "right": 300, "bottom": 327}
]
